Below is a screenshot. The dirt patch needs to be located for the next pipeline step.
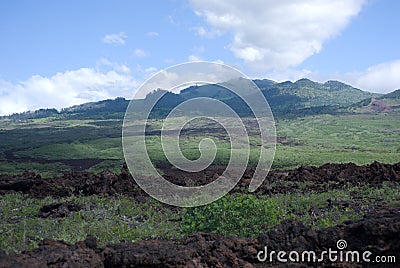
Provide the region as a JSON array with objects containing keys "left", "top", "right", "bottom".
[
  {"left": 157, "top": 163, "right": 226, "bottom": 186},
  {"left": 39, "top": 202, "right": 83, "bottom": 218},
  {"left": 277, "top": 136, "right": 303, "bottom": 146},
  {"left": 241, "top": 161, "right": 400, "bottom": 195},
  {"left": 158, "top": 161, "right": 400, "bottom": 193},
  {"left": 0, "top": 167, "right": 146, "bottom": 199},
  {"left": 0, "top": 236, "right": 104, "bottom": 268},
  {"left": 370, "top": 98, "right": 391, "bottom": 111},
  {"left": 1, "top": 206, "right": 398, "bottom": 267}
]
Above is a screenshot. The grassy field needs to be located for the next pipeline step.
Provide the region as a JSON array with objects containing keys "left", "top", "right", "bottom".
[
  {"left": 274, "top": 113, "right": 400, "bottom": 167},
  {"left": 1, "top": 111, "right": 399, "bottom": 175},
  {"left": 1, "top": 181, "right": 399, "bottom": 253},
  {"left": 1, "top": 110, "right": 400, "bottom": 253}
]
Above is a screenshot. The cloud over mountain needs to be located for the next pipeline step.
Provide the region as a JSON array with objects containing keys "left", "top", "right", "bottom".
[
  {"left": 353, "top": 60, "right": 400, "bottom": 94},
  {"left": 190, "top": 0, "right": 365, "bottom": 71},
  {"left": 0, "top": 66, "right": 137, "bottom": 116}
]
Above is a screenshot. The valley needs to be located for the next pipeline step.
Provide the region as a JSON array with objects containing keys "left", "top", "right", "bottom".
[{"left": 1, "top": 79, "right": 399, "bottom": 266}]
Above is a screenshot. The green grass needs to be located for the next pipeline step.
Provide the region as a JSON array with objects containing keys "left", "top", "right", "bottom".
[
  {"left": 0, "top": 162, "right": 70, "bottom": 177},
  {"left": 273, "top": 145, "right": 400, "bottom": 168},
  {"left": 88, "top": 159, "right": 125, "bottom": 174},
  {"left": 181, "top": 182, "right": 400, "bottom": 236},
  {"left": 142, "top": 113, "right": 400, "bottom": 168},
  {"left": 1, "top": 111, "right": 400, "bottom": 253},
  {"left": 1, "top": 181, "right": 398, "bottom": 253},
  {"left": 15, "top": 138, "right": 123, "bottom": 160},
  {"left": 273, "top": 113, "right": 400, "bottom": 168},
  {"left": 1, "top": 112, "right": 400, "bottom": 174},
  {"left": 0, "top": 194, "right": 182, "bottom": 253},
  {"left": 181, "top": 194, "right": 283, "bottom": 237}
]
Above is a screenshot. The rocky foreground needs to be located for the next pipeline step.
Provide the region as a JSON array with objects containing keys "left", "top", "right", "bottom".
[
  {"left": 0, "top": 161, "right": 399, "bottom": 267},
  {"left": 0, "top": 206, "right": 398, "bottom": 267},
  {"left": 0, "top": 161, "right": 399, "bottom": 198}
]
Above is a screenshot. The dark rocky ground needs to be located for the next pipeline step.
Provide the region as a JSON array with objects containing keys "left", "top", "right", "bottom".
[
  {"left": 0, "top": 206, "right": 398, "bottom": 267},
  {"left": 0, "top": 161, "right": 399, "bottom": 267},
  {"left": 1, "top": 161, "right": 399, "bottom": 198}
]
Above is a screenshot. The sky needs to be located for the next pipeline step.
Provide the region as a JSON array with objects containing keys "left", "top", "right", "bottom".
[{"left": 0, "top": 0, "right": 399, "bottom": 115}]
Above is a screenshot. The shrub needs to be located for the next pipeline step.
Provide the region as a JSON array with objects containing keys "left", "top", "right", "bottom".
[{"left": 181, "top": 194, "right": 283, "bottom": 237}]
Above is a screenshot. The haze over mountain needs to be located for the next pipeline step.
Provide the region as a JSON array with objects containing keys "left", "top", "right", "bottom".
[{"left": 4, "top": 78, "right": 399, "bottom": 120}]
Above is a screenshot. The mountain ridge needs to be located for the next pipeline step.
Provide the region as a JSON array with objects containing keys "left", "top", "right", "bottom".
[{"left": 3, "top": 78, "right": 397, "bottom": 120}]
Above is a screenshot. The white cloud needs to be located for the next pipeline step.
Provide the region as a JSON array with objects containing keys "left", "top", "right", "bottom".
[
  {"left": 350, "top": 60, "right": 400, "bottom": 93},
  {"left": 146, "top": 31, "right": 159, "bottom": 37},
  {"left": 97, "top": 57, "right": 113, "bottom": 66},
  {"left": 135, "top": 63, "right": 242, "bottom": 98},
  {"left": 145, "top": 67, "right": 157, "bottom": 73},
  {"left": 0, "top": 67, "right": 138, "bottom": 116},
  {"left": 102, "top": 32, "right": 128, "bottom": 45},
  {"left": 167, "top": 15, "right": 178, "bottom": 25},
  {"left": 188, "top": 55, "right": 202, "bottom": 62},
  {"left": 188, "top": 47, "right": 205, "bottom": 62},
  {"left": 133, "top": 48, "right": 147, "bottom": 58},
  {"left": 114, "top": 64, "right": 131, "bottom": 75},
  {"left": 267, "top": 68, "right": 313, "bottom": 83},
  {"left": 97, "top": 58, "right": 131, "bottom": 74},
  {"left": 192, "top": 26, "right": 221, "bottom": 38},
  {"left": 289, "top": 60, "right": 400, "bottom": 94},
  {"left": 190, "top": 0, "right": 365, "bottom": 71}
]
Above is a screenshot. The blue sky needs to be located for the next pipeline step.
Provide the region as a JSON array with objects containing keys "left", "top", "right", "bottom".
[{"left": 0, "top": 0, "right": 399, "bottom": 115}]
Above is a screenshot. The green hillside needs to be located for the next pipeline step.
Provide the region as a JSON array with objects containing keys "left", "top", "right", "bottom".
[{"left": 1, "top": 78, "right": 387, "bottom": 121}]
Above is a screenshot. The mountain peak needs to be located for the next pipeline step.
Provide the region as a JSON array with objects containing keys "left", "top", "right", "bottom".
[
  {"left": 278, "top": 81, "right": 294, "bottom": 86},
  {"left": 323, "top": 80, "right": 355, "bottom": 91},
  {"left": 252, "top": 79, "right": 276, "bottom": 88},
  {"left": 2, "top": 77, "right": 388, "bottom": 120},
  {"left": 380, "top": 89, "right": 400, "bottom": 99},
  {"left": 294, "top": 78, "right": 319, "bottom": 87}
]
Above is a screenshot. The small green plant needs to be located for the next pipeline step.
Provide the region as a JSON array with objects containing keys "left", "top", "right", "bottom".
[
  {"left": 181, "top": 194, "right": 284, "bottom": 237},
  {"left": 0, "top": 194, "right": 183, "bottom": 253}
]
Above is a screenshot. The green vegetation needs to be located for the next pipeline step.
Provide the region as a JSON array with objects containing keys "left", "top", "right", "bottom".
[
  {"left": 181, "top": 182, "right": 400, "bottom": 237},
  {"left": 273, "top": 113, "right": 400, "bottom": 168},
  {"left": 1, "top": 78, "right": 399, "bottom": 174},
  {"left": 1, "top": 181, "right": 399, "bottom": 253},
  {"left": 181, "top": 194, "right": 283, "bottom": 237},
  {"left": 1, "top": 80, "right": 400, "bottom": 254},
  {"left": 1, "top": 111, "right": 399, "bottom": 175},
  {"left": 0, "top": 194, "right": 181, "bottom": 253},
  {"left": 15, "top": 137, "right": 123, "bottom": 160},
  {"left": 0, "top": 162, "right": 70, "bottom": 178},
  {"left": 143, "top": 112, "right": 400, "bottom": 169}
]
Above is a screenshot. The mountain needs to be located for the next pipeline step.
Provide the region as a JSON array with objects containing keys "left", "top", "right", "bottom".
[
  {"left": 180, "top": 84, "right": 235, "bottom": 100},
  {"left": 262, "top": 78, "right": 379, "bottom": 107},
  {"left": 253, "top": 79, "right": 276, "bottom": 88},
  {"left": 178, "top": 78, "right": 380, "bottom": 116},
  {"left": 353, "top": 89, "right": 400, "bottom": 112},
  {"left": 259, "top": 78, "right": 381, "bottom": 115},
  {"left": 62, "top": 97, "right": 129, "bottom": 114},
  {"left": 2, "top": 78, "right": 389, "bottom": 120},
  {"left": 379, "top": 89, "right": 400, "bottom": 100},
  {"left": 4, "top": 97, "right": 130, "bottom": 121}
]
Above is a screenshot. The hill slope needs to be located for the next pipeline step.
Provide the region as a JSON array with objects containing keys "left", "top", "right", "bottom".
[
  {"left": 263, "top": 78, "right": 379, "bottom": 107},
  {"left": 178, "top": 78, "right": 380, "bottom": 116},
  {"left": 2, "top": 78, "right": 385, "bottom": 120},
  {"left": 355, "top": 89, "right": 400, "bottom": 111}
]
